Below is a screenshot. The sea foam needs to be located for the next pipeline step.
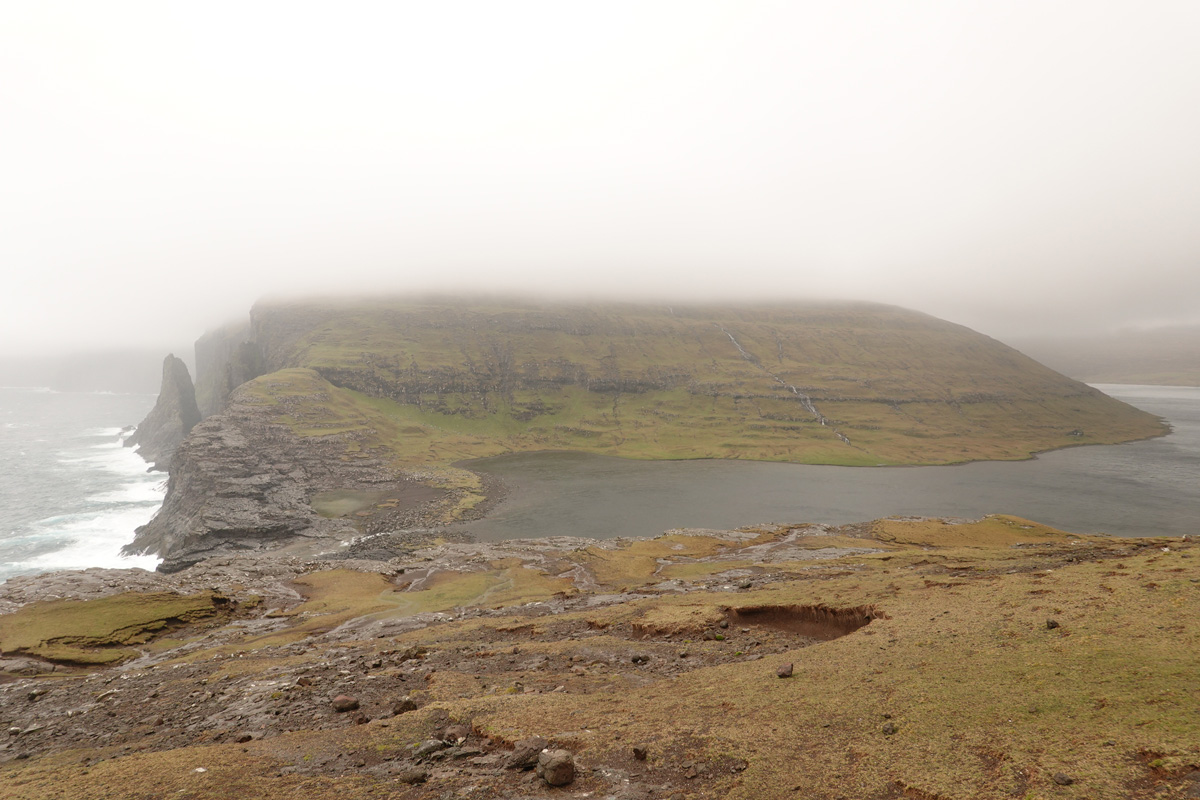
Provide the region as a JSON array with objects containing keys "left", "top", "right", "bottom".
[{"left": 0, "top": 388, "right": 163, "bottom": 581}]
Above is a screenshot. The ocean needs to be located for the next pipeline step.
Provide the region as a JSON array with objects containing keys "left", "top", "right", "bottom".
[{"left": 0, "top": 387, "right": 162, "bottom": 582}]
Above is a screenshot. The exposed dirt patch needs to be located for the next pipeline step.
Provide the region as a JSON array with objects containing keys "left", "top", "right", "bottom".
[{"left": 725, "top": 603, "right": 884, "bottom": 641}]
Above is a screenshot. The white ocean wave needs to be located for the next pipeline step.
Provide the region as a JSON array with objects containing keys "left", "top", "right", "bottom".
[
  {"left": 5, "top": 506, "right": 162, "bottom": 577},
  {"left": 88, "top": 480, "right": 166, "bottom": 504},
  {"left": 58, "top": 440, "right": 156, "bottom": 477},
  {"left": 84, "top": 426, "right": 129, "bottom": 437},
  {"left": 0, "top": 389, "right": 162, "bottom": 582}
]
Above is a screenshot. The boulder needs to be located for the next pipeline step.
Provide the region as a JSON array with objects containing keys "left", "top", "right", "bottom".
[
  {"left": 536, "top": 748, "right": 575, "bottom": 786},
  {"left": 331, "top": 694, "right": 359, "bottom": 712}
]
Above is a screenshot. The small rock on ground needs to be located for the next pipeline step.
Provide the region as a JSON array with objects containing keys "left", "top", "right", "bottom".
[
  {"left": 536, "top": 748, "right": 575, "bottom": 786},
  {"left": 331, "top": 695, "right": 359, "bottom": 712},
  {"left": 506, "top": 736, "right": 548, "bottom": 770},
  {"left": 396, "top": 768, "right": 428, "bottom": 784}
]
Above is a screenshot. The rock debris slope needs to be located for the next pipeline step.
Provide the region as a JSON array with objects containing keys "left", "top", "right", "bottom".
[{"left": 3, "top": 517, "right": 1198, "bottom": 799}]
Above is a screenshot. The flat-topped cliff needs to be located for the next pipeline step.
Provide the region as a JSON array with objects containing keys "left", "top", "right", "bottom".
[{"left": 128, "top": 297, "right": 1166, "bottom": 566}]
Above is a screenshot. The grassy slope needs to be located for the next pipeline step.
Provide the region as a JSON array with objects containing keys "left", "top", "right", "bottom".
[
  {"left": 4, "top": 518, "right": 1196, "bottom": 799},
  {"left": 0, "top": 591, "right": 235, "bottom": 665},
  {"left": 235, "top": 300, "right": 1164, "bottom": 487}
]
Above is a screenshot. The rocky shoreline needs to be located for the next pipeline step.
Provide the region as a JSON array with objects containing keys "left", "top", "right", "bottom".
[
  {"left": 122, "top": 375, "right": 481, "bottom": 573},
  {"left": 113, "top": 297, "right": 1170, "bottom": 577}
]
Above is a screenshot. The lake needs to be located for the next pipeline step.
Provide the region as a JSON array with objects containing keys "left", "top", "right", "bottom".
[{"left": 456, "top": 384, "right": 1199, "bottom": 541}]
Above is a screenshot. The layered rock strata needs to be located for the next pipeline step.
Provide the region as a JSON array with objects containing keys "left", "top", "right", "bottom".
[{"left": 123, "top": 381, "right": 447, "bottom": 573}]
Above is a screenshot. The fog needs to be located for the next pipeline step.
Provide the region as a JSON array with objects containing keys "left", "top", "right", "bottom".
[{"left": 3, "top": 2, "right": 1198, "bottom": 357}]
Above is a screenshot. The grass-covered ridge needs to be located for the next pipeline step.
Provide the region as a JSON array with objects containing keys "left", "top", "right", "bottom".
[{"left": 234, "top": 297, "right": 1165, "bottom": 472}]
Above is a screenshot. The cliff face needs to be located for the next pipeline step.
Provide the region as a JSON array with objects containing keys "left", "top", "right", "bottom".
[
  {"left": 193, "top": 321, "right": 264, "bottom": 418},
  {"left": 122, "top": 376, "right": 450, "bottom": 573},
  {"left": 124, "top": 354, "right": 201, "bottom": 470},
  {"left": 225, "top": 298, "right": 1166, "bottom": 464}
]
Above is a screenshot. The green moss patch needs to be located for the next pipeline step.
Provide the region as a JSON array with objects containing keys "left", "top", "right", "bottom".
[{"left": 0, "top": 591, "right": 235, "bottom": 665}]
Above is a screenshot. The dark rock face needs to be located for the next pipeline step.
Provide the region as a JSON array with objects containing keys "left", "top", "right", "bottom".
[
  {"left": 193, "top": 321, "right": 263, "bottom": 418},
  {"left": 121, "top": 382, "right": 447, "bottom": 572},
  {"left": 125, "top": 355, "right": 201, "bottom": 471}
]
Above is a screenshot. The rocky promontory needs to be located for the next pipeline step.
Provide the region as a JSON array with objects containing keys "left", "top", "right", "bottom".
[
  {"left": 123, "top": 354, "right": 201, "bottom": 470},
  {"left": 0, "top": 297, "right": 1187, "bottom": 799},
  {"left": 122, "top": 373, "right": 457, "bottom": 572}
]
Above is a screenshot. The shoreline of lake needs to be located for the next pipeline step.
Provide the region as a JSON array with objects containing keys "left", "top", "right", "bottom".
[{"left": 450, "top": 384, "right": 1199, "bottom": 542}]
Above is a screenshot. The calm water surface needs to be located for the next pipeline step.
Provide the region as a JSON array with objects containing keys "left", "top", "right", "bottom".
[{"left": 458, "top": 385, "right": 1199, "bottom": 541}]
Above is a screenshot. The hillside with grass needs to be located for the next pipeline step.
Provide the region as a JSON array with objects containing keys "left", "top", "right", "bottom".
[
  {"left": 122, "top": 297, "right": 1168, "bottom": 568},
  {"left": 223, "top": 297, "right": 1165, "bottom": 468}
]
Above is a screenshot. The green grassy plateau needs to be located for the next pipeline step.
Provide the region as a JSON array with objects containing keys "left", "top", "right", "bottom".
[{"left": 232, "top": 298, "right": 1164, "bottom": 490}]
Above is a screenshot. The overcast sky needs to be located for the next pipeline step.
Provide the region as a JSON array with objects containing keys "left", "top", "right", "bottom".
[{"left": 3, "top": 1, "right": 1198, "bottom": 356}]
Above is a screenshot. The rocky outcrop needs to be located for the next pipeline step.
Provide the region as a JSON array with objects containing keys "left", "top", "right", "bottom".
[
  {"left": 122, "top": 380, "right": 447, "bottom": 573},
  {"left": 124, "top": 355, "right": 201, "bottom": 470}
]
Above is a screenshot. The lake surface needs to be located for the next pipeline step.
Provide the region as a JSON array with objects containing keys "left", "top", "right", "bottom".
[{"left": 457, "top": 385, "right": 1199, "bottom": 541}]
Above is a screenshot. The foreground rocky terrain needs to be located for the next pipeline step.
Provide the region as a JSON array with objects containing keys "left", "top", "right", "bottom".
[{"left": 2, "top": 516, "right": 1197, "bottom": 799}]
